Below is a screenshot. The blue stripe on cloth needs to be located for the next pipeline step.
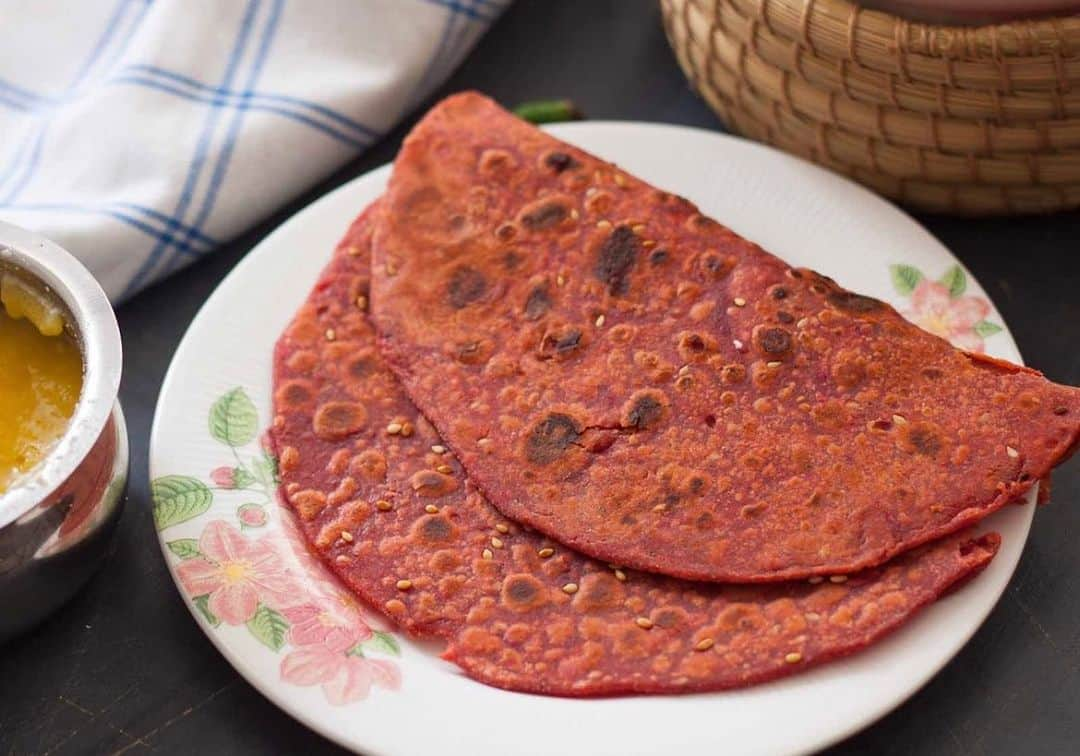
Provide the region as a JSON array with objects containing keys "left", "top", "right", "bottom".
[
  {"left": 121, "top": 64, "right": 379, "bottom": 139},
  {"left": 446, "top": 0, "right": 484, "bottom": 73},
  {"left": 0, "top": 125, "right": 48, "bottom": 204},
  {"left": 420, "top": 0, "right": 493, "bottom": 22},
  {"left": 164, "top": 0, "right": 285, "bottom": 275},
  {"left": 120, "top": 0, "right": 262, "bottom": 298},
  {"left": 69, "top": 0, "right": 131, "bottom": 89},
  {"left": 95, "top": 0, "right": 152, "bottom": 82},
  {"left": 0, "top": 57, "right": 379, "bottom": 149},
  {"left": 0, "top": 78, "right": 44, "bottom": 105},
  {"left": 0, "top": 202, "right": 218, "bottom": 249},
  {"left": 412, "top": 0, "right": 501, "bottom": 109},
  {"left": 0, "top": 0, "right": 145, "bottom": 202},
  {"left": 421, "top": 0, "right": 480, "bottom": 108},
  {"left": 0, "top": 92, "right": 29, "bottom": 111},
  {"left": 99, "top": 210, "right": 186, "bottom": 246},
  {"left": 109, "top": 75, "right": 371, "bottom": 150},
  {"left": 111, "top": 201, "right": 220, "bottom": 245},
  {"left": 412, "top": 1, "right": 461, "bottom": 106},
  {"left": 0, "top": 0, "right": 131, "bottom": 108},
  {"left": 0, "top": 124, "right": 36, "bottom": 194}
]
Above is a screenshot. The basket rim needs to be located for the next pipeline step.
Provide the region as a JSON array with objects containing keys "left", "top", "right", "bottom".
[
  {"left": 717, "top": 0, "right": 1080, "bottom": 120},
  {"left": 701, "top": 68, "right": 1080, "bottom": 213},
  {"left": 719, "top": 0, "right": 1080, "bottom": 92},
  {"left": 691, "top": 1, "right": 1080, "bottom": 154},
  {"left": 683, "top": 25, "right": 1080, "bottom": 185}
]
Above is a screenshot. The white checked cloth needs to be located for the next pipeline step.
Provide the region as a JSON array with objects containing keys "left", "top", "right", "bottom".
[{"left": 0, "top": 0, "right": 509, "bottom": 302}]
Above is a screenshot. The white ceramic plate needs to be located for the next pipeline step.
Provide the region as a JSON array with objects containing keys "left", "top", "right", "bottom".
[{"left": 150, "top": 122, "right": 1031, "bottom": 756}]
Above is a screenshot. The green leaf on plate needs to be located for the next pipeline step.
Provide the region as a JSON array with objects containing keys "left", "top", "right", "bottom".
[
  {"left": 974, "top": 320, "right": 1003, "bottom": 338},
  {"left": 152, "top": 475, "right": 212, "bottom": 530},
  {"left": 251, "top": 452, "right": 279, "bottom": 488},
  {"left": 939, "top": 265, "right": 967, "bottom": 298},
  {"left": 166, "top": 538, "right": 201, "bottom": 559},
  {"left": 363, "top": 631, "right": 401, "bottom": 657},
  {"left": 209, "top": 387, "right": 258, "bottom": 447},
  {"left": 247, "top": 604, "right": 289, "bottom": 652},
  {"left": 192, "top": 594, "right": 220, "bottom": 627},
  {"left": 232, "top": 466, "right": 256, "bottom": 489},
  {"left": 889, "top": 264, "right": 923, "bottom": 296}
]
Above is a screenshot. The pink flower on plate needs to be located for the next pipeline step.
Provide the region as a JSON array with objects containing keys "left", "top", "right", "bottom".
[
  {"left": 281, "top": 646, "right": 401, "bottom": 705},
  {"left": 237, "top": 502, "right": 268, "bottom": 528},
  {"left": 279, "top": 588, "right": 398, "bottom": 704},
  {"left": 176, "top": 520, "right": 300, "bottom": 625},
  {"left": 283, "top": 601, "right": 372, "bottom": 652},
  {"left": 904, "top": 278, "right": 991, "bottom": 352},
  {"left": 210, "top": 466, "right": 237, "bottom": 488}
]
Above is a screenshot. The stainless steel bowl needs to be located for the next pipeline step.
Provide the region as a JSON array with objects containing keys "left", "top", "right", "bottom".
[{"left": 0, "top": 221, "right": 127, "bottom": 642}]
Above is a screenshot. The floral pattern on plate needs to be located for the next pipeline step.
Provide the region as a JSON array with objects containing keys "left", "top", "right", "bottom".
[
  {"left": 152, "top": 387, "right": 402, "bottom": 706},
  {"left": 150, "top": 264, "right": 1000, "bottom": 708},
  {"left": 147, "top": 126, "right": 1034, "bottom": 756},
  {"left": 890, "top": 263, "right": 1003, "bottom": 353}
]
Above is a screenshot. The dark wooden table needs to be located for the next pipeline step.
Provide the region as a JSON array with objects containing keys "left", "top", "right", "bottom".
[{"left": 3, "top": 2, "right": 1078, "bottom": 754}]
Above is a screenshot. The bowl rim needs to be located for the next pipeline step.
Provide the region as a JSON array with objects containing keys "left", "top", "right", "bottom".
[{"left": 0, "top": 221, "right": 122, "bottom": 530}]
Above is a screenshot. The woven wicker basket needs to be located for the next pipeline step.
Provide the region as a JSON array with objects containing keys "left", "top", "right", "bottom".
[{"left": 661, "top": 0, "right": 1080, "bottom": 214}]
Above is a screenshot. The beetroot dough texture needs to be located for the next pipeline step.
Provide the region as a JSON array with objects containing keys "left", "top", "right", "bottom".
[
  {"left": 270, "top": 204, "right": 1000, "bottom": 697},
  {"left": 370, "top": 92, "right": 1080, "bottom": 583}
]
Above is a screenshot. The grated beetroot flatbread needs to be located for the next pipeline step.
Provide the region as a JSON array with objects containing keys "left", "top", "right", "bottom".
[
  {"left": 369, "top": 92, "right": 1080, "bottom": 583},
  {"left": 269, "top": 206, "right": 1000, "bottom": 696}
]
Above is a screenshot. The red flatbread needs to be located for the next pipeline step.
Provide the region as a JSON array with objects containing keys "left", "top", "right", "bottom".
[
  {"left": 269, "top": 206, "right": 1000, "bottom": 696},
  {"left": 370, "top": 92, "right": 1080, "bottom": 583}
]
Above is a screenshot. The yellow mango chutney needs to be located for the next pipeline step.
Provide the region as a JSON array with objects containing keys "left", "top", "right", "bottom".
[{"left": 0, "top": 272, "right": 83, "bottom": 493}]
